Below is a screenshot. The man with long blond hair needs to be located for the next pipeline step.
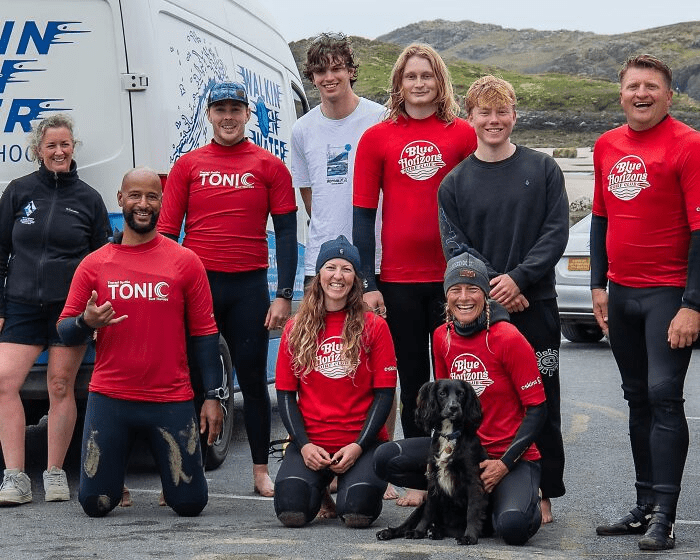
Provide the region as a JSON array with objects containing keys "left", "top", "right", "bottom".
[
  {"left": 352, "top": 44, "right": 476, "bottom": 506},
  {"left": 438, "top": 75, "right": 569, "bottom": 523}
]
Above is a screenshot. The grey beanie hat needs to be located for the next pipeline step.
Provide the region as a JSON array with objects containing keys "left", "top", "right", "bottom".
[
  {"left": 444, "top": 252, "right": 490, "bottom": 295},
  {"left": 315, "top": 235, "right": 361, "bottom": 274}
]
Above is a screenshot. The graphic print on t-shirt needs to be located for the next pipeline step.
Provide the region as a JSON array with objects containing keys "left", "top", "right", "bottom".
[
  {"left": 316, "top": 336, "right": 351, "bottom": 378},
  {"left": 107, "top": 280, "right": 170, "bottom": 302},
  {"left": 198, "top": 170, "right": 255, "bottom": 188},
  {"left": 326, "top": 144, "right": 352, "bottom": 184},
  {"left": 607, "top": 155, "right": 650, "bottom": 201},
  {"left": 398, "top": 140, "right": 446, "bottom": 180},
  {"left": 449, "top": 352, "right": 494, "bottom": 396}
]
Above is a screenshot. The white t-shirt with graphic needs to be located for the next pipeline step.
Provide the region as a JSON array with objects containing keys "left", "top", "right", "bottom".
[{"left": 291, "top": 97, "right": 385, "bottom": 276}]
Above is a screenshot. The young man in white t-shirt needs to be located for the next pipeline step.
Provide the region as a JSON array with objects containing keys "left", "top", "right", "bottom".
[
  {"left": 291, "top": 32, "right": 396, "bottom": 506},
  {"left": 291, "top": 32, "right": 384, "bottom": 284}
]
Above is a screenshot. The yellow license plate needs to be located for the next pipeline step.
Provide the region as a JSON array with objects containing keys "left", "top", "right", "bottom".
[{"left": 568, "top": 257, "right": 590, "bottom": 271}]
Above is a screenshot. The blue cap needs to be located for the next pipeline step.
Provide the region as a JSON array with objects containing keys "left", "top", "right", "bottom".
[
  {"left": 315, "top": 235, "right": 361, "bottom": 274},
  {"left": 208, "top": 82, "right": 248, "bottom": 107}
]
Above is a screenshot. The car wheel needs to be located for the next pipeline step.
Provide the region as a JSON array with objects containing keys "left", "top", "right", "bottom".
[
  {"left": 561, "top": 322, "right": 605, "bottom": 343},
  {"left": 204, "top": 335, "right": 235, "bottom": 471}
]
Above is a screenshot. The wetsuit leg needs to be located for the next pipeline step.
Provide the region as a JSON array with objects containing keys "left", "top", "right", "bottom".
[
  {"left": 208, "top": 269, "right": 271, "bottom": 465},
  {"left": 381, "top": 282, "right": 444, "bottom": 438},
  {"left": 273, "top": 441, "right": 332, "bottom": 527},
  {"left": 373, "top": 437, "right": 430, "bottom": 490},
  {"left": 490, "top": 460, "right": 542, "bottom": 545},
  {"left": 509, "top": 298, "right": 565, "bottom": 499},
  {"left": 335, "top": 442, "right": 386, "bottom": 526},
  {"left": 146, "top": 400, "right": 208, "bottom": 517},
  {"left": 607, "top": 283, "right": 690, "bottom": 518},
  {"left": 78, "top": 393, "right": 133, "bottom": 517}
]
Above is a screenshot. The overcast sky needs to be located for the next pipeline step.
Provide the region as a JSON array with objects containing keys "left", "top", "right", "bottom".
[{"left": 267, "top": 0, "right": 699, "bottom": 42}]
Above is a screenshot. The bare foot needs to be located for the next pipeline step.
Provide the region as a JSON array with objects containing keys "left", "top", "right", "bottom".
[
  {"left": 158, "top": 490, "right": 166, "bottom": 507},
  {"left": 396, "top": 489, "right": 427, "bottom": 507},
  {"left": 383, "top": 483, "right": 399, "bottom": 500},
  {"left": 119, "top": 486, "right": 132, "bottom": 507},
  {"left": 317, "top": 487, "right": 337, "bottom": 519},
  {"left": 541, "top": 497, "right": 553, "bottom": 524},
  {"left": 329, "top": 476, "right": 338, "bottom": 494},
  {"left": 253, "top": 464, "right": 275, "bottom": 497}
]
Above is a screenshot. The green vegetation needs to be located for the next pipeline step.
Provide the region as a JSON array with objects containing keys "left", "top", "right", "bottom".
[
  {"left": 292, "top": 36, "right": 700, "bottom": 114},
  {"left": 290, "top": 32, "right": 700, "bottom": 146}
]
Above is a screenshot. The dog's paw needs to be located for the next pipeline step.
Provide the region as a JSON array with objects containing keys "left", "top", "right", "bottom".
[
  {"left": 405, "top": 529, "right": 426, "bottom": 540},
  {"left": 457, "top": 534, "right": 479, "bottom": 545},
  {"left": 427, "top": 527, "right": 444, "bottom": 540},
  {"left": 376, "top": 528, "right": 395, "bottom": 541}
]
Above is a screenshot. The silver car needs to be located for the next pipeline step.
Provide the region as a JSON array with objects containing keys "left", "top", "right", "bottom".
[{"left": 555, "top": 213, "right": 605, "bottom": 342}]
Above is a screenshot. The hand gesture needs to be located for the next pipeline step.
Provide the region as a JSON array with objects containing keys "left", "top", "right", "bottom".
[{"left": 83, "top": 290, "right": 127, "bottom": 328}]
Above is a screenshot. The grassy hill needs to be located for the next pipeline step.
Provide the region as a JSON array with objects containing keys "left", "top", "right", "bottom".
[{"left": 290, "top": 23, "right": 700, "bottom": 147}]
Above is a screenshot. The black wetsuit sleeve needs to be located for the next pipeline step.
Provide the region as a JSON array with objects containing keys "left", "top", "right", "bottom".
[
  {"left": 682, "top": 230, "right": 700, "bottom": 311},
  {"left": 499, "top": 402, "right": 547, "bottom": 471},
  {"left": 271, "top": 211, "right": 298, "bottom": 294},
  {"left": 276, "top": 389, "right": 310, "bottom": 448},
  {"left": 352, "top": 206, "right": 378, "bottom": 292},
  {"left": 437, "top": 176, "right": 499, "bottom": 277},
  {"left": 56, "top": 313, "right": 94, "bottom": 346},
  {"left": 355, "top": 388, "right": 394, "bottom": 451},
  {"left": 590, "top": 214, "right": 609, "bottom": 290},
  {"left": 189, "top": 333, "right": 222, "bottom": 397}
]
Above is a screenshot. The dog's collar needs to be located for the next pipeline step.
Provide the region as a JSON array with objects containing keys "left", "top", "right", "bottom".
[{"left": 433, "top": 429, "right": 462, "bottom": 441}]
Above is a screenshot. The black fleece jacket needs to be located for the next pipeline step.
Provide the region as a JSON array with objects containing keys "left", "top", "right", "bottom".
[{"left": 0, "top": 161, "right": 110, "bottom": 315}]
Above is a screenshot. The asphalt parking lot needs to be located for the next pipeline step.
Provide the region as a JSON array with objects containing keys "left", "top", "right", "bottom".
[{"left": 3, "top": 339, "right": 700, "bottom": 559}]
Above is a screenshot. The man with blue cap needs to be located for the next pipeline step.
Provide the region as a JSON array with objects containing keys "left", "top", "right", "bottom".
[{"left": 159, "top": 81, "right": 298, "bottom": 497}]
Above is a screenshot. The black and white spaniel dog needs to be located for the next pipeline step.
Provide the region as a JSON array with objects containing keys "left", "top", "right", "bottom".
[{"left": 377, "top": 379, "right": 488, "bottom": 545}]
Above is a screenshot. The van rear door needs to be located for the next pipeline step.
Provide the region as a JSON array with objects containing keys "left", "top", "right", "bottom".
[{"left": 0, "top": 1, "right": 134, "bottom": 206}]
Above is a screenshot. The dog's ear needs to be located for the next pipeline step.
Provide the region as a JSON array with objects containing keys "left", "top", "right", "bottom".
[
  {"left": 461, "top": 380, "right": 483, "bottom": 430},
  {"left": 415, "top": 381, "right": 439, "bottom": 435}
]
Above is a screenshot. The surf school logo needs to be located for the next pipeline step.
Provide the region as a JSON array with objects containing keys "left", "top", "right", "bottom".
[
  {"left": 607, "top": 155, "right": 651, "bottom": 200},
  {"left": 198, "top": 171, "right": 254, "bottom": 188},
  {"left": 316, "top": 336, "right": 350, "bottom": 379},
  {"left": 107, "top": 280, "right": 170, "bottom": 302},
  {"left": 398, "top": 140, "right": 446, "bottom": 180},
  {"left": 536, "top": 348, "right": 559, "bottom": 378},
  {"left": 20, "top": 200, "right": 37, "bottom": 224},
  {"left": 449, "top": 352, "right": 493, "bottom": 396}
]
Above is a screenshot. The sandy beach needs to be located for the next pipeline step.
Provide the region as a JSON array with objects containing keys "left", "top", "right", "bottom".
[{"left": 535, "top": 147, "right": 594, "bottom": 204}]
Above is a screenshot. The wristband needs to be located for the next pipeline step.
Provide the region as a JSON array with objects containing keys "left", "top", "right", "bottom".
[{"left": 76, "top": 312, "right": 94, "bottom": 331}]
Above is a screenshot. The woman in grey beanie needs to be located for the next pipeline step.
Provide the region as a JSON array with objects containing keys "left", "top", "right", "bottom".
[{"left": 374, "top": 253, "right": 550, "bottom": 545}]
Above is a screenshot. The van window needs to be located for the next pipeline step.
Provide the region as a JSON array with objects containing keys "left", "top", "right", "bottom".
[{"left": 292, "top": 83, "right": 309, "bottom": 120}]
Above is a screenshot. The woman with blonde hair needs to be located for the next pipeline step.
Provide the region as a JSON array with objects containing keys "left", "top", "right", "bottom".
[
  {"left": 353, "top": 44, "right": 477, "bottom": 509},
  {"left": 0, "top": 114, "right": 110, "bottom": 506},
  {"left": 274, "top": 235, "right": 397, "bottom": 528}
]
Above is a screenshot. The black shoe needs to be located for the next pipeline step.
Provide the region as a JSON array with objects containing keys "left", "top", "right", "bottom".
[
  {"left": 596, "top": 505, "right": 652, "bottom": 536},
  {"left": 638, "top": 512, "right": 675, "bottom": 551}
]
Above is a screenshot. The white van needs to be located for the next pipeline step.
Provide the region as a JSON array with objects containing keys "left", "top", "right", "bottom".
[{"left": 0, "top": 0, "right": 308, "bottom": 468}]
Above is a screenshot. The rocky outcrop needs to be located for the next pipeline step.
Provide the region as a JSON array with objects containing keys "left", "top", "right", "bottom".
[{"left": 378, "top": 20, "right": 700, "bottom": 101}]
